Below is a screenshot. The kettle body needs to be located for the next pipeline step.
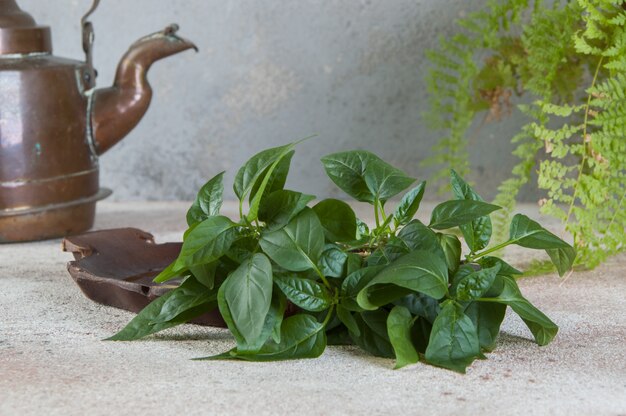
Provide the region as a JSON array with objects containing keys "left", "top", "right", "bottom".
[{"left": 0, "top": 55, "right": 103, "bottom": 242}]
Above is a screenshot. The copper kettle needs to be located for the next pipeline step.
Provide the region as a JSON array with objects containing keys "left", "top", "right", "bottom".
[{"left": 0, "top": 0, "right": 196, "bottom": 242}]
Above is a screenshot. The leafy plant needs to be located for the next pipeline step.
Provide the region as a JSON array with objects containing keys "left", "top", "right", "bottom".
[
  {"left": 109, "top": 144, "right": 574, "bottom": 372},
  {"left": 425, "top": 0, "right": 625, "bottom": 269}
]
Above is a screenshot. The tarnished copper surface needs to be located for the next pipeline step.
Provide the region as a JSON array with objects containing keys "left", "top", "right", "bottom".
[
  {"left": 91, "top": 25, "right": 197, "bottom": 155},
  {"left": 0, "top": 0, "right": 34, "bottom": 27},
  {"left": 0, "top": 190, "right": 111, "bottom": 243},
  {"left": 0, "top": 0, "right": 196, "bottom": 242}
]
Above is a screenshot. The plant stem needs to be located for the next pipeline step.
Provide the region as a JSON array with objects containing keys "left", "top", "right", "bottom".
[
  {"left": 467, "top": 240, "right": 513, "bottom": 262},
  {"left": 564, "top": 56, "right": 604, "bottom": 231},
  {"left": 374, "top": 198, "right": 381, "bottom": 228},
  {"left": 322, "top": 304, "right": 335, "bottom": 327},
  {"left": 379, "top": 201, "right": 387, "bottom": 222},
  {"left": 343, "top": 242, "right": 370, "bottom": 252}
]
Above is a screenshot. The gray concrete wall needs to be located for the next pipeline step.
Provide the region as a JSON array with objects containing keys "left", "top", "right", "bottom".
[{"left": 20, "top": 0, "right": 534, "bottom": 202}]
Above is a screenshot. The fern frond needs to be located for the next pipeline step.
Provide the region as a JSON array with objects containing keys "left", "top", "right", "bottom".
[{"left": 426, "top": 0, "right": 626, "bottom": 269}]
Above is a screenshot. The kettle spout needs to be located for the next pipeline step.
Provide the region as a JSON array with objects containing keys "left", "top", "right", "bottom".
[{"left": 90, "top": 24, "right": 197, "bottom": 155}]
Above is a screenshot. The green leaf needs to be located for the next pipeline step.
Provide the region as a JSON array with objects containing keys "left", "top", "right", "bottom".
[
  {"left": 509, "top": 214, "right": 571, "bottom": 249},
  {"left": 461, "top": 218, "right": 493, "bottom": 253},
  {"left": 312, "top": 199, "right": 357, "bottom": 242},
  {"left": 219, "top": 253, "right": 274, "bottom": 347},
  {"left": 183, "top": 222, "right": 199, "bottom": 240},
  {"left": 270, "top": 289, "right": 287, "bottom": 344},
  {"left": 387, "top": 306, "right": 420, "bottom": 369},
  {"left": 425, "top": 301, "right": 480, "bottom": 373},
  {"left": 176, "top": 216, "right": 239, "bottom": 268},
  {"left": 394, "top": 181, "right": 426, "bottom": 226},
  {"left": 217, "top": 289, "right": 249, "bottom": 350},
  {"left": 216, "top": 288, "right": 254, "bottom": 352},
  {"left": 450, "top": 264, "right": 475, "bottom": 289},
  {"left": 464, "top": 301, "right": 506, "bottom": 352},
  {"left": 345, "top": 253, "right": 363, "bottom": 277},
  {"left": 450, "top": 169, "right": 477, "bottom": 200},
  {"left": 153, "top": 260, "right": 188, "bottom": 284},
  {"left": 366, "top": 237, "right": 410, "bottom": 267},
  {"left": 450, "top": 170, "right": 492, "bottom": 252},
  {"left": 186, "top": 171, "right": 225, "bottom": 226},
  {"left": 258, "top": 190, "right": 316, "bottom": 231},
  {"left": 233, "top": 143, "right": 295, "bottom": 201},
  {"left": 350, "top": 310, "right": 395, "bottom": 358},
  {"left": 321, "top": 150, "right": 414, "bottom": 203},
  {"left": 509, "top": 214, "right": 575, "bottom": 276},
  {"left": 363, "top": 157, "right": 415, "bottom": 203},
  {"left": 186, "top": 204, "right": 205, "bottom": 228},
  {"left": 150, "top": 278, "right": 216, "bottom": 324},
  {"left": 437, "top": 233, "right": 462, "bottom": 273},
  {"left": 454, "top": 264, "right": 500, "bottom": 301},
  {"left": 107, "top": 277, "right": 216, "bottom": 341},
  {"left": 203, "top": 314, "right": 326, "bottom": 361},
  {"left": 546, "top": 246, "right": 577, "bottom": 276},
  {"left": 225, "top": 237, "right": 258, "bottom": 265},
  {"left": 274, "top": 274, "right": 333, "bottom": 312},
  {"left": 336, "top": 304, "right": 360, "bottom": 336},
  {"left": 189, "top": 262, "right": 217, "bottom": 289},
  {"left": 477, "top": 256, "right": 522, "bottom": 276},
  {"left": 429, "top": 200, "right": 501, "bottom": 230},
  {"left": 249, "top": 150, "right": 294, "bottom": 205},
  {"left": 394, "top": 293, "right": 440, "bottom": 324},
  {"left": 397, "top": 220, "right": 445, "bottom": 260},
  {"left": 356, "top": 218, "right": 370, "bottom": 239},
  {"left": 340, "top": 266, "right": 385, "bottom": 311},
  {"left": 318, "top": 244, "right": 349, "bottom": 278},
  {"left": 259, "top": 208, "right": 325, "bottom": 272},
  {"left": 479, "top": 276, "right": 558, "bottom": 346},
  {"left": 225, "top": 286, "right": 286, "bottom": 350},
  {"left": 358, "top": 250, "right": 449, "bottom": 310},
  {"left": 247, "top": 150, "right": 297, "bottom": 222},
  {"left": 357, "top": 285, "right": 413, "bottom": 312},
  {"left": 321, "top": 150, "right": 374, "bottom": 202}
]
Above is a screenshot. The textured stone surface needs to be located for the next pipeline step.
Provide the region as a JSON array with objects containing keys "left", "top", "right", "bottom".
[
  {"left": 19, "top": 0, "right": 535, "bottom": 201},
  {"left": 1, "top": 201, "right": 625, "bottom": 415}
]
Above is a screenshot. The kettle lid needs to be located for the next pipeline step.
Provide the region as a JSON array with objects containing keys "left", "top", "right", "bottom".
[{"left": 0, "top": 0, "right": 52, "bottom": 55}]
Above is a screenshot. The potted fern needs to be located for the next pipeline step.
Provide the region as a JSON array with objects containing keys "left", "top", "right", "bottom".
[{"left": 425, "top": 0, "right": 625, "bottom": 270}]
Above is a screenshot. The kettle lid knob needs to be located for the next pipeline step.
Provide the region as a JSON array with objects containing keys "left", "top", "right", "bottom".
[{"left": 0, "top": 0, "right": 52, "bottom": 55}]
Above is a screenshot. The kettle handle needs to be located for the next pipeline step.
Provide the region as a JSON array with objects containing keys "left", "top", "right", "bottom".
[{"left": 81, "top": 0, "right": 101, "bottom": 85}]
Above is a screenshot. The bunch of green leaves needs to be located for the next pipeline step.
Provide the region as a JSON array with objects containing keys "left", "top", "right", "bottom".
[
  {"left": 425, "top": 0, "right": 625, "bottom": 269},
  {"left": 109, "top": 144, "right": 574, "bottom": 372}
]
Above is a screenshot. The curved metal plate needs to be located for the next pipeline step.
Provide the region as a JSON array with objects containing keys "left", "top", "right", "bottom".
[{"left": 63, "top": 227, "right": 227, "bottom": 327}]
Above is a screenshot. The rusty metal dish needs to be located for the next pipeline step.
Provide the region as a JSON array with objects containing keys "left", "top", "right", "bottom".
[{"left": 62, "top": 227, "right": 226, "bottom": 327}]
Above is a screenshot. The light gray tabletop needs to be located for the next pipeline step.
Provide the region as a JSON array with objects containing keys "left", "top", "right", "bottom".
[{"left": 1, "top": 201, "right": 625, "bottom": 416}]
